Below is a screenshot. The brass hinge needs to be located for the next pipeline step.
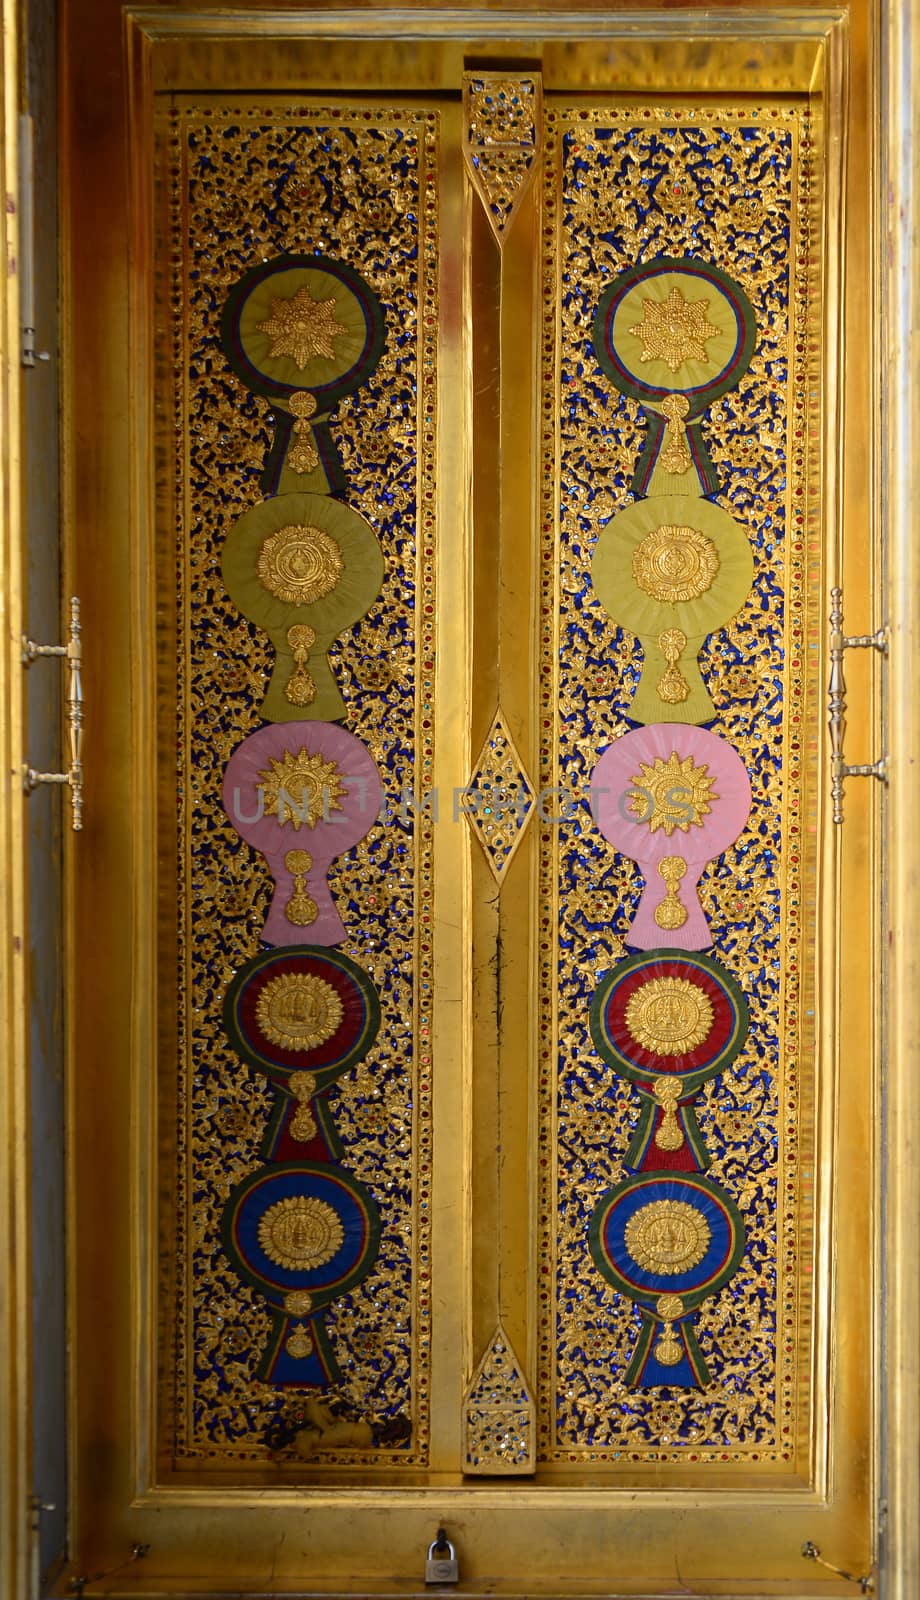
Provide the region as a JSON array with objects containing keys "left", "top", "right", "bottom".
[{"left": 29, "top": 1497, "right": 56, "bottom": 1600}]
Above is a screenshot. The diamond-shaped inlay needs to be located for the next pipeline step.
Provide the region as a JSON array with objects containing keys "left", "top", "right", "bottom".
[
  {"left": 463, "top": 1324, "right": 536, "bottom": 1475},
  {"left": 464, "top": 709, "right": 535, "bottom": 882},
  {"left": 463, "top": 74, "right": 541, "bottom": 244}
]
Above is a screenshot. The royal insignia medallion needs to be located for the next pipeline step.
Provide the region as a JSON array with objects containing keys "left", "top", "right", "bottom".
[
  {"left": 592, "top": 257, "right": 756, "bottom": 497},
  {"left": 590, "top": 949, "right": 749, "bottom": 1171},
  {"left": 221, "top": 254, "right": 385, "bottom": 494},
  {"left": 222, "top": 492, "right": 384, "bottom": 724},
  {"left": 591, "top": 494, "right": 753, "bottom": 724},
  {"left": 222, "top": 1162, "right": 381, "bottom": 1385},
  {"left": 589, "top": 1172, "right": 746, "bottom": 1389},
  {"left": 592, "top": 725, "right": 752, "bottom": 950},
  {"left": 224, "top": 946, "right": 381, "bottom": 1096},
  {"left": 223, "top": 722, "right": 383, "bottom": 946}
]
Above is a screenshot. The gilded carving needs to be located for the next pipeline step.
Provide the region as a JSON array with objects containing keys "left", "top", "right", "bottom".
[
  {"left": 654, "top": 853, "right": 690, "bottom": 929},
  {"left": 258, "top": 748, "right": 346, "bottom": 829},
  {"left": 257, "top": 1195, "right": 344, "bottom": 1270},
  {"left": 656, "top": 628, "right": 691, "bottom": 705},
  {"left": 285, "top": 1324, "right": 316, "bottom": 1360},
  {"left": 284, "top": 1289, "right": 314, "bottom": 1317},
  {"left": 287, "top": 391, "right": 320, "bottom": 474},
  {"left": 653, "top": 1294, "right": 686, "bottom": 1366},
  {"left": 289, "top": 1105, "right": 318, "bottom": 1142},
  {"left": 628, "top": 753, "right": 718, "bottom": 834},
  {"left": 288, "top": 1071, "right": 318, "bottom": 1098},
  {"left": 632, "top": 525, "right": 720, "bottom": 603},
  {"left": 255, "top": 973, "right": 343, "bottom": 1051},
  {"left": 659, "top": 393, "right": 693, "bottom": 474},
  {"left": 462, "top": 74, "right": 541, "bottom": 242},
  {"left": 283, "top": 848, "right": 319, "bottom": 927},
  {"left": 652, "top": 1076, "right": 685, "bottom": 1152},
  {"left": 284, "top": 624, "right": 318, "bottom": 707},
  {"left": 653, "top": 1325, "right": 684, "bottom": 1366},
  {"left": 656, "top": 1293, "right": 685, "bottom": 1320},
  {"left": 288, "top": 1070, "right": 319, "bottom": 1142},
  {"left": 464, "top": 709, "right": 536, "bottom": 882},
  {"left": 256, "top": 286, "right": 349, "bottom": 367},
  {"left": 624, "top": 976, "right": 713, "bottom": 1055},
  {"left": 462, "top": 1325, "right": 536, "bottom": 1475},
  {"left": 629, "top": 286, "right": 721, "bottom": 372},
  {"left": 624, "top": 1199, "right": 711, "bottom": 1275},
  {"left": 256, "top": 523, "right": 343, "bottom": 605}
]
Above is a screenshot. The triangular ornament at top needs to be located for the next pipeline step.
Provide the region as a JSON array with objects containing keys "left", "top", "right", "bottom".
[
  {"left": 462, "top": 1323, "right": 535, "bottom": 1475},
  {"left": 463, "top": 74, "right": 542, "bottom": 245}
]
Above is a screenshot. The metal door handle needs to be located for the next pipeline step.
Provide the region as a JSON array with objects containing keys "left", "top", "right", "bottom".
[
  {"left": 828, "top": 586, "right": 887, "bottom": 824},
  {"left": 22, "top": 595, "right": 83, "bottom": 830}
]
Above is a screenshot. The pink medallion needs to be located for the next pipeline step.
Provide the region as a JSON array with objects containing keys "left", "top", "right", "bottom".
[
  {"left": 223, "top": 722, "right": 383, "bottom": 946},
  {"left": 591, "top": 724, "right": 752, "bottom": 950}
]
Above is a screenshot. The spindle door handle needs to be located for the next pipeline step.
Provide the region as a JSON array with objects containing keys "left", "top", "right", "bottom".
[
  {"left": 22, "top": 595, "right": 83, "bottom": 831},
  {"left": 828, "top": 586, "right": 887, "bottom": 825}
]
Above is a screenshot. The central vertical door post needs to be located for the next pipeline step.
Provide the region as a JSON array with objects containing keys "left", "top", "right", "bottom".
[{"left": 462, "top": 72, "right": 543, "bottom": 1473}]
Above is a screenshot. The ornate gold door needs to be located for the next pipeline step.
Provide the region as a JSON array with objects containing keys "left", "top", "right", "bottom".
[{"left": 62, "top": 3, "right": 879, "bottom": 1593}]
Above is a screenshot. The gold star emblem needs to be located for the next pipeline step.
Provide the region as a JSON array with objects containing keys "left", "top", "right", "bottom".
[
  {"left": 629, "top": 286, "right": 721, "bottom": 374},
  {"left": 627, "top": 752, "right": 718, "bottom": 836},
  {"left": 256, "top": 286, "right": 349, "bottom": 368},
  {"left": 258, "top": 748, "right": 347, "bottom": 830}
]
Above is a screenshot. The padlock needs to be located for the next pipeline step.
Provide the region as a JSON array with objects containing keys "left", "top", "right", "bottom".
[{"left": 425, "top": 1531, "right": 459, "bottom": 1585}]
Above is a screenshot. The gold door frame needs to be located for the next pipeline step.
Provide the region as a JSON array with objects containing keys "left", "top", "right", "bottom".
[
  {"left": 62, "top": 0, "right": 881, "bottom": 1589},
  {"left": 0, "top": 0, "right": 29, "bottom": 1595},
  {"left": 3, "top": 0, "right": 919, "bottom": 1595}
]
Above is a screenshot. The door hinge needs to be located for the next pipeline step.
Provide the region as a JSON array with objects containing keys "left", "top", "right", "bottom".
[
  {"left": 29, "top": 1496, "right": 56, "bottom": 1600},
  {"left": 17, "top": 114, "right": 50, "bottom": 368}
]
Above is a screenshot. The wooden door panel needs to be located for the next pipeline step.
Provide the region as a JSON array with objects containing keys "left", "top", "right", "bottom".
[{"left": 63, "top": 4, "right": 876, "bottom": 1592}]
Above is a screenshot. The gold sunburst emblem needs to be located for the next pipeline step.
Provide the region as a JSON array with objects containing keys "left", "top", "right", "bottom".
[
  {"left": 629, "top": 286, "right": 722, "bottom": 373},
  {"left": 258, "top": 748, "right": 347, "bottom": 830},
  {"left": 258, "top": 1195, "right": 344, "bottom": 1271},
  {"left": 256, "top": 286, "right": 349, "bottom": 367},
  {"left": 628, "top": 752, "right": 718, "bottom": 836},
  {"left": 624, "top": 1199, "right": 711, "bottom": 1275},
  {"left": 284, "top": 1289, "right": 314, "bottom": 1316},
  {"left": 255, "top": 973, "right": 343, "bottom": 1051},
  {"left": 632, "top": 523, "right": 720, "bottom": 603},
  {"left": 624, "top": 976, "right": 714, "bottom": 1056},
  {"left": 656, "top": 1293, "right": 685, "bottom": 1321},
  {"left": 257, "top": 524, "right": 343, "bottom": 605}
]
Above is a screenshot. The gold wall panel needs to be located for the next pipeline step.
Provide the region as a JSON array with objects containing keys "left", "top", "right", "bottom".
[
  {"left": 60, "top": 3, "right": 878, "bottom": 1591},
  {"left": 154, "top": 99, "right": 438, "bottom": 1469},
  {"left": 536, "top": 104, "right": 818, "bottom": 1477}
]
